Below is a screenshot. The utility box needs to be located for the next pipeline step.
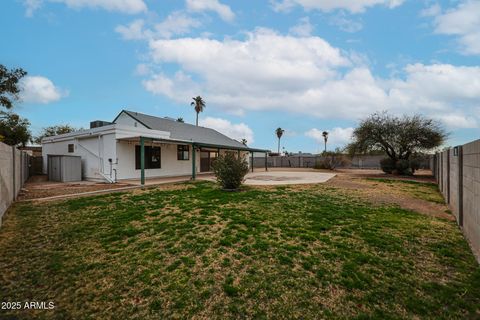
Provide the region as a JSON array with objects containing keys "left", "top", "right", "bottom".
[{"left": 47, "top": 155, "right": 82, "bottom": 182}]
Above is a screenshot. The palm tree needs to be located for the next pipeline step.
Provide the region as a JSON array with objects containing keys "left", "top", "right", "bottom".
[
  {"left": 322, "top": 131, "right": 328, "bottom": 153},
  {"left": 241, "top": 138, "right": 247, "bottom": 145},
  {"left": 275, "top": 127, "right": 285, "bottom": 154},
  {"left": 191, "top": 96, "right": 206, "bottom": 126}
]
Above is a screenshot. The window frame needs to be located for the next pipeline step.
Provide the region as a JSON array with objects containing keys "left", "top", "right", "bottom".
[
  {"left": 135, "top": 145, "right": 161, "bottom": 170},
  {"left": 68, "top": 144, "right": 74, "bottom": 153},
  {"left": 177, "top": 145, "right": 190, "bottom": 161}
]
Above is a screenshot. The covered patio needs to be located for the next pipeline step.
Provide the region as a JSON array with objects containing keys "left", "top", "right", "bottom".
[{"left": 118, "top": 136, "right": 270, "bottom": 186}]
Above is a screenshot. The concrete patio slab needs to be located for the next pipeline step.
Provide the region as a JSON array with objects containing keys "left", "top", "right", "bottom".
[
  {"left": 244, "top": 171, "right": 335, "bottom": 185},
  {"left": 200, "top": 170, "right": 336, "bottom": 185}
]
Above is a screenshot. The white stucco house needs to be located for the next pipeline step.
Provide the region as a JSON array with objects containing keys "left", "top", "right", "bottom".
[{"left": 42, "top": 110, "right": 268, "bottom": 184}]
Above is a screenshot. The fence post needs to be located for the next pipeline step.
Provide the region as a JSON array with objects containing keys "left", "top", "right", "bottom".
[
  {"left": 458, "top": 146, "right": 464, "bottom": 226},
  {"left": 11, "top": 146, "right": 16, "bottom": 201},
  {"left": 440, "top": 152, "right": 443, "bottom": 193},
  {"left": 447, "top": 149, "right": 451, "bottom": 204}
]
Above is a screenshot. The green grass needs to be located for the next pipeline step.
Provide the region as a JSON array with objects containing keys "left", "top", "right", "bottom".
[
  {"left": 366, "top": 178, "right": 445, "bottom": 204},
  {"left": 0, "top": 181, "right": 478, "bottom": 319}
]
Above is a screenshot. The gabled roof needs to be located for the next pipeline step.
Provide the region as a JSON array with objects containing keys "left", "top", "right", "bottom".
[{"left": 113, "top": 110, "right": 267, "bottom": 151}]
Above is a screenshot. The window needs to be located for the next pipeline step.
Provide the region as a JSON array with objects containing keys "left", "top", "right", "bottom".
[
  {"left": 135, "top": 146, "right": 161, "bottom": 169},
  {"left": 68, "top": 144, "right": 74, "bottom": 153},
  {"left": 177, "top": 145, "right": 190, "bottom": 160}
]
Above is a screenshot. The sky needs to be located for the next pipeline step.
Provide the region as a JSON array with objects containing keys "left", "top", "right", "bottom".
[{"left": 1, "top": 0, "right": 479, "bottom": 153}]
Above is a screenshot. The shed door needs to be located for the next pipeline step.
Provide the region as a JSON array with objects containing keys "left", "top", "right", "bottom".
[{"left": 49, "top": 156, "right": 62, "bottom": 181}]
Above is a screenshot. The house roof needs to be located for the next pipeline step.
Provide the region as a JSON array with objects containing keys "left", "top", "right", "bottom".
[{"left": 114, "top": 110, "right": 268, "bottom": 152}]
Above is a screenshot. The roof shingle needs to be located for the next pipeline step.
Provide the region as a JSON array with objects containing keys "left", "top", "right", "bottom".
[{"left": 118, "top": 110, "right": 247, "bottom": 149}]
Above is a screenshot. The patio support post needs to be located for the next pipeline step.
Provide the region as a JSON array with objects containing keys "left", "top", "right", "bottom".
[
  {"left": 140, "top": 136, "right": 145, "bottom": 187},
  {"left": 237, "top": 149, "right": 240, "bottom": 159},
  {"left": 265, "top": 152, "right": 268, "bottom": 172},
  {"left": 192, "top": 144, "right": 196, "bottom": 180},
  {"left": 251, "top": 152, "right": 254, "bottom": 172}
]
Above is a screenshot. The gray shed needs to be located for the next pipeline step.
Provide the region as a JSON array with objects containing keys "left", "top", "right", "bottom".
[{"left": 47, "top": 155, "right": 82, "bottom": 182}]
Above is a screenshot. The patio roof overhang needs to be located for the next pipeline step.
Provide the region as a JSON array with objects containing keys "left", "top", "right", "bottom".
[{"left": 116, "top": 135, "right": 270, "bottom": 153}]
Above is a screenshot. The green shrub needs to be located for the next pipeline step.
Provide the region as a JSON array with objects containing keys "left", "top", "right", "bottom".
[
  {"left": 409, "top": 153, "right": 428, "bottom": 173},
  {"left": 380, "top": 158, "right": 395, "bottom": 174},
  {"left": 380, "top": 158, "right": 414, "bottom": 175},
  {"left": 211, "top": 152, "right": 249, "bottom": 190},
  {"left": 394, "top": 159, "right": 412, "bottom": 175}
]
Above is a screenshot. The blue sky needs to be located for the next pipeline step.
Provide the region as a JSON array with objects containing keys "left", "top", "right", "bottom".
[{"left": 1, "top": 0, "right": 479, "bottom": 153}]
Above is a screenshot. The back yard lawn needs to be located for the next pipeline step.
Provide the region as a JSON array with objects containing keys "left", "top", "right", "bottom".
[{"left": 0, "top": 179, "right": 479, "bottom": 319}]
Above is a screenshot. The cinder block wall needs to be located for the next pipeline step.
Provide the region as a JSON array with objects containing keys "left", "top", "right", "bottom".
[
  {"left": 449, "top": 149, "right": 461, "bottom": 223},
  {"left": 0, "top": 142, "right": 29, "bottom": 226},
  {"left": 252, "top": 154, "right": 431, "bottom": 169},
  {"left": 0, "top": 143, "right": 14, "bottom": 223},
  {"left": 462, "top": 140, "right": 480, "bottom": 259},
  {"left": 434, "top": 139, "right": 480, "bottom": 261},
  {"left": 441, "top": 151, "right": 449, "bottom": 201}
]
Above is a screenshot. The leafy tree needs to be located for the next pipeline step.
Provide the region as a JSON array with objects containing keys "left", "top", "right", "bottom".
[
  {"left": 190, "top": 96, "right": 206, "bottom": 126},
  {"left": 347, "top": 112, "right": 446, "bottom": 175},
  {"left": 0, "top": 65, "right": 27, "bottom": 110},
  {"left": 34, "top": 124, "right": 77, "bottom": 144},
  {"left": 241, "top": 138, "right": 247, "bottom": 145},
  {"left": 211, "top": 152, "right": 249, "bottom": 190},
  {"left": 176, "top": 117, "right": 185, "bottom": 123},
  {"left": 0, "top": 111, "right": 31, "bottom": 146},
  {"left": 322, "top": 131, "right": 328, "bottom": 153},
  {"left": 275, "top": 127, "right": 284, "bottom": 154}
]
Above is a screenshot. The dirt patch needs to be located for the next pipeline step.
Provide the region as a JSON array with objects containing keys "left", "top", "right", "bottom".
[
  {"left": 17, "top": 176, "right": 133, "bottom": 200},
  {"left": 335, "top": 169, "right": 436, "bottom": 183},
  {"left": 325, "top": 171, "right": 452, "bottom": 220}
]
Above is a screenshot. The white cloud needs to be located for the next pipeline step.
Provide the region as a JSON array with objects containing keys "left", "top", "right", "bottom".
[
  {"left": 143, "top": 71, "right": 200, "bottom": 100},
  {"left": 186, "top": 0, "right": 235, "bottom": 22},
  {"left": 154, "top": 11, "right": 202, "bottom": 38},
  {"left": 305, "top": 127, "right": 354, "bottom": 147},
  {"left": 432, "top": 1, "right": 480, "bottom": 55},
  {"left": 140, "top": 28, "right": 480, "bottom": 129},
  {"left": 24, "top": 0, "right": 42, "bottom": 17},
  {"left": 116, "top": 12, "right": 201, "bottom": 41},
  {"left": 21, "top": 76, "right": 65, "bottom": 104},
  {"left": 134, "top": 63, "right": 151, "bottom": 76},
  {"left": 420, "top": 3, "right": 441, "bottom": 17},
  {"left": 436, "top": 114, "right": 478, "bottom": 129},
  {"left": 24, "top": 0, "right": 147, "bottom": 16},
  {"left": 329, "top": 12, "right": 363, "bottom": 32},
  {"left": 271, "top": 0, "right": 405, "bottom": 14},
  {"left": 199, "top": 117, "right": 254, "bottom": 143},
  {"left": 387, "top": 64, "right": 480, "bottom": 115},
  {"left": 115, "top": 19, "right": 149, "bottom": 40},
  {"left": 289, "top": 17, "right": 314, "bottom": 37}
]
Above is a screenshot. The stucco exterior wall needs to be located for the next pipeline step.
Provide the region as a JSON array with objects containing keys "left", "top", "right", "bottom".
[
  {"left": 116, "top": 141, "right": 197, "bottom": 180},
  {"left": 42, "top": 133, "right": 117, "bottom": 181},
  {"left": 114, "top": 112, "right": 148, "bottom": 128}
]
